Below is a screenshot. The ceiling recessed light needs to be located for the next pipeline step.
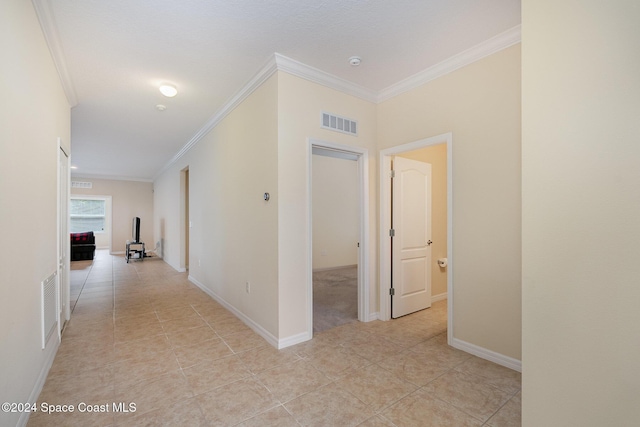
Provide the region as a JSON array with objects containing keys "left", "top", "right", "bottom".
[
  {"left": 156, "top": 104, "right": 167, "bottom": 111},
  {"left": 70, "top": 166, "right": 78, "bottom": 169},
  {"left": 348, "top": 56, "right": 361, "bottom": 66},
  {"left": 159, "top": 83, "right": 177, "bottom": 97}
]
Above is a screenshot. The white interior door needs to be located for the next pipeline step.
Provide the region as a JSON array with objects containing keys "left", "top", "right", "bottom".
[{"left": 391, "top": 156, "right": 432, "bottom": 318}]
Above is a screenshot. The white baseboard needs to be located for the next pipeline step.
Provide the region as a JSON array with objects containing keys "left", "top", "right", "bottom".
[
  {"left": 19, "top": 335, "right": 60, "bottom": 426},
  {"left": 431, "top": 292, "right": 447, "bottom": 303},
  {"left": 451, "top": 337, "right": 522, "bottom": 372},
  {"left": 368, "top": 312, "right": 379, "bottom": 322},
  {"left": 187, "top": 275, "right": 279, "bottom": 348},
  {"left": 163, "top": 258, "right": 185, "bottom": 272},
  {"left": 111, "top": 251, "right": 125, "bottom": 255},
  {"left": 277, "top": 331, "right": 311, "bottom": 349}
]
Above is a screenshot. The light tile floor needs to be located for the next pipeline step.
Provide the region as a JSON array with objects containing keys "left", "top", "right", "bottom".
[{"left": 27, "top": 250, "right": 521, "bottom": 426}]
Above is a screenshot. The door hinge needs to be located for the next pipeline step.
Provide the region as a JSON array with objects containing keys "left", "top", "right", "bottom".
[
  {"left": 389, "top": 229, "right": 395, "bottom": 237},
  {"left": 390, "top": 170, "right": 395, "bottom": 178},
  {"left": 389, "top": 288, "right": 395, "bottom": 296}
]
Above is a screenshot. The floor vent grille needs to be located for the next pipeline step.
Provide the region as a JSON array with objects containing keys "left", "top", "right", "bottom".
[{"left": 321, "top": 112, "right": 358, "bottom": 136}]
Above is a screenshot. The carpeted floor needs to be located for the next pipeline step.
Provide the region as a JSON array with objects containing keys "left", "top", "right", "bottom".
[{"left": 313, "top": 266, "right": 358, "bottom": 333}]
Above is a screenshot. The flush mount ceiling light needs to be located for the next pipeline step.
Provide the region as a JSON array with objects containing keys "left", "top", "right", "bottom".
[
  {"left": 348, "top": 56, "right": 362, "bottom": 66},
  {"left": 159, "top": 83, "right": 177, "bottom": 97}
]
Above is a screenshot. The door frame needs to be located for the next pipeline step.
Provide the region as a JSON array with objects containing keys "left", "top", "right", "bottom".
[
  {"left": 379, "top": 132, "right": 453, "bottom": 342},
  {"left": 180, "top": 167, "right": 189, "bottom": 271},
  {"left": 58, "top": 143, "right": 70, "bottom": 328},
  {"left": 308, "top": 138, "right": 370, "bottom": 334}
]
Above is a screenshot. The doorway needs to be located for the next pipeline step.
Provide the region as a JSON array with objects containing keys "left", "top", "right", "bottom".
[
  {"left": 308, "top": 139, "right": 370, "bottom": 336},
  {"left": 380, "top": 133, "right": 453, "bottom": 341},
  {"left": 312, "top": 151, "right": 359, "bottom": 332}
]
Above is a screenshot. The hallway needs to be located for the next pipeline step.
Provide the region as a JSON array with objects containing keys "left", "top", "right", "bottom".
[{"left": 28, "top": 250, "right": 520, "bottom": 426}]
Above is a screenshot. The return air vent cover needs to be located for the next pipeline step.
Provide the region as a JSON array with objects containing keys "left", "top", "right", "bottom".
[
  {"left": 321, "top": 112, "right": 358, "bottom": 136},
  {"left": 71, "top": 181, "right": 92, "bottom": 189},
  {"left": 41, "top": 271, "right": 58, "bottom": 349}
]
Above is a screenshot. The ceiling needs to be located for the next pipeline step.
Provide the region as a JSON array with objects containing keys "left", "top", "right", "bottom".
[{"left": 36, "top": 0, "right": 520, "bottom": 181}]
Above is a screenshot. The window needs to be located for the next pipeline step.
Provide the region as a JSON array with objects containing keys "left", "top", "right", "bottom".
[{"left": 70, "top": 198, "right": 106, "bottom": 233}]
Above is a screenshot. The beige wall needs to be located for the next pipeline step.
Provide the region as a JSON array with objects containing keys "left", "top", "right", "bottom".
[
  {"left": 154, "top": 70, "right": 377, "bottom": 343},
  {"left": 0, "top": 1, "right": 71, "bottom": 425},
  {"left": 71, "top": 178, "right": 154, "bottom": 253},
  {"left": 522, "top": 1, "right": 640, "bottom": 425},
  {"left": 312, "top": 155, "right": 359, "bottom": 270},
  {"left": 378, "top": 45, "right": 522, "bottom": 360},
  {"left": 154, "top": 74, "right": 280, "bottom": 336},
  {"left": 397, "top": 143, "right": 448, "bottom": 298},
  {"left": 277, "top": 71, "right": 377, "bottom": 339}
]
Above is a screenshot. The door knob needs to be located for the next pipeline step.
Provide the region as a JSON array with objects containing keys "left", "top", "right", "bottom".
[{"left": 427, "top": 240, "right": 433, "bottom": 246}]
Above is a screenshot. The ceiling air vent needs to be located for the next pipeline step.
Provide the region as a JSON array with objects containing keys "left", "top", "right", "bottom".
[
  {"left": 321, "top": 112, "right": 358, "bottom": 136},
  {"left": 71, "top": 181, "right": 92, "bottom": 189}
]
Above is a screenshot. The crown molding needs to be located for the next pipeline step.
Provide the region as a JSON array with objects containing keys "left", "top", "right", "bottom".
[
  {"left": 154, "top": 54, "right": 279, "bottom": 180},
  {"left": 274, "top": 53, "right": 379, "bottom": 103},
  {"left": 377, "top": 25, "right": 521, "bottom": 103},
  {"left": 32, "top": 0, "right": 78, "bottom": 107},
  {"left": 154, "top": 52, "right": 378, "bottom": 178},
  {"left": 153, "top": 27, "right": 520, "bottom": 180}
]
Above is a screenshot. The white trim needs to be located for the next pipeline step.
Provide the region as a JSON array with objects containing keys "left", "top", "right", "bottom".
[
  {"left": 276, "top": 54, "right": 378, "bottom": 103},
  {"left": 153, "top": 34, "right": 521, "bottom": 179},
  {"left": 188, "top": 275, "right": 280, "bottom": 348},
  {"left": 451, "top": 337, "right": 522, "bottom": 373},
  {"left": 308, "top": 139, "right": 371, "bottom": 337},
  {"left": 431, "top": 292, "right": 448, "bottom": 303},
  {"left": 57, "top": 144, "right": 71, "bottom": 326},
  {"left": 278, "top": 331, "right": 311, "bottom": 349},
  {"left": 378, "top": 25, "right": 521, "bottom": 102},
  {"left": 368, "top": 312, "right": 379, "bottom": 322},
  {"left": 31, "top": 0, "right": 78, "bottom": 107},
  {"left": 379, "top": 133, "right": 453, "bottom": 330}
]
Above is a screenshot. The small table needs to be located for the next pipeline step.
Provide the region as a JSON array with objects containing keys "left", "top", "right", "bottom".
[{"left": 126, "top": 240, "right": 145, "bottom": 263}]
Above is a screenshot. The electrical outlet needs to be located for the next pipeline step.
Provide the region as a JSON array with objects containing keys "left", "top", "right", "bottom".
[{"left": 245, "top": 281, "right": 250, "bottom": 293}]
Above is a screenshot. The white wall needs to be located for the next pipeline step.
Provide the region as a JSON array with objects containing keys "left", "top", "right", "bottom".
[
  {"left": 312, "top": 155, "right": 359, "bottom": 270},
  {"left": 0, "top": 1, "right": 71, "bottom": 425},
  {"left": 378, "top": 45, "right": 522, "bottom": 361},
  {"left": 71, "top": 178, "right": 154, "bottom": 253},
  {"left": 522, "top": 1, "right": 640, "bottom": 425}
]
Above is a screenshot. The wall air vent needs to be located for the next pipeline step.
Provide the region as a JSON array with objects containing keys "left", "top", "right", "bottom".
[
  {"left": 71, "top": 181, "right": 92, "bottom": 189},
  {"left": 321, "top": 112, "right": 358, "bottom": 136},
  {"left": 41, "top": 271, "right": 58, "bottom": 349}
]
